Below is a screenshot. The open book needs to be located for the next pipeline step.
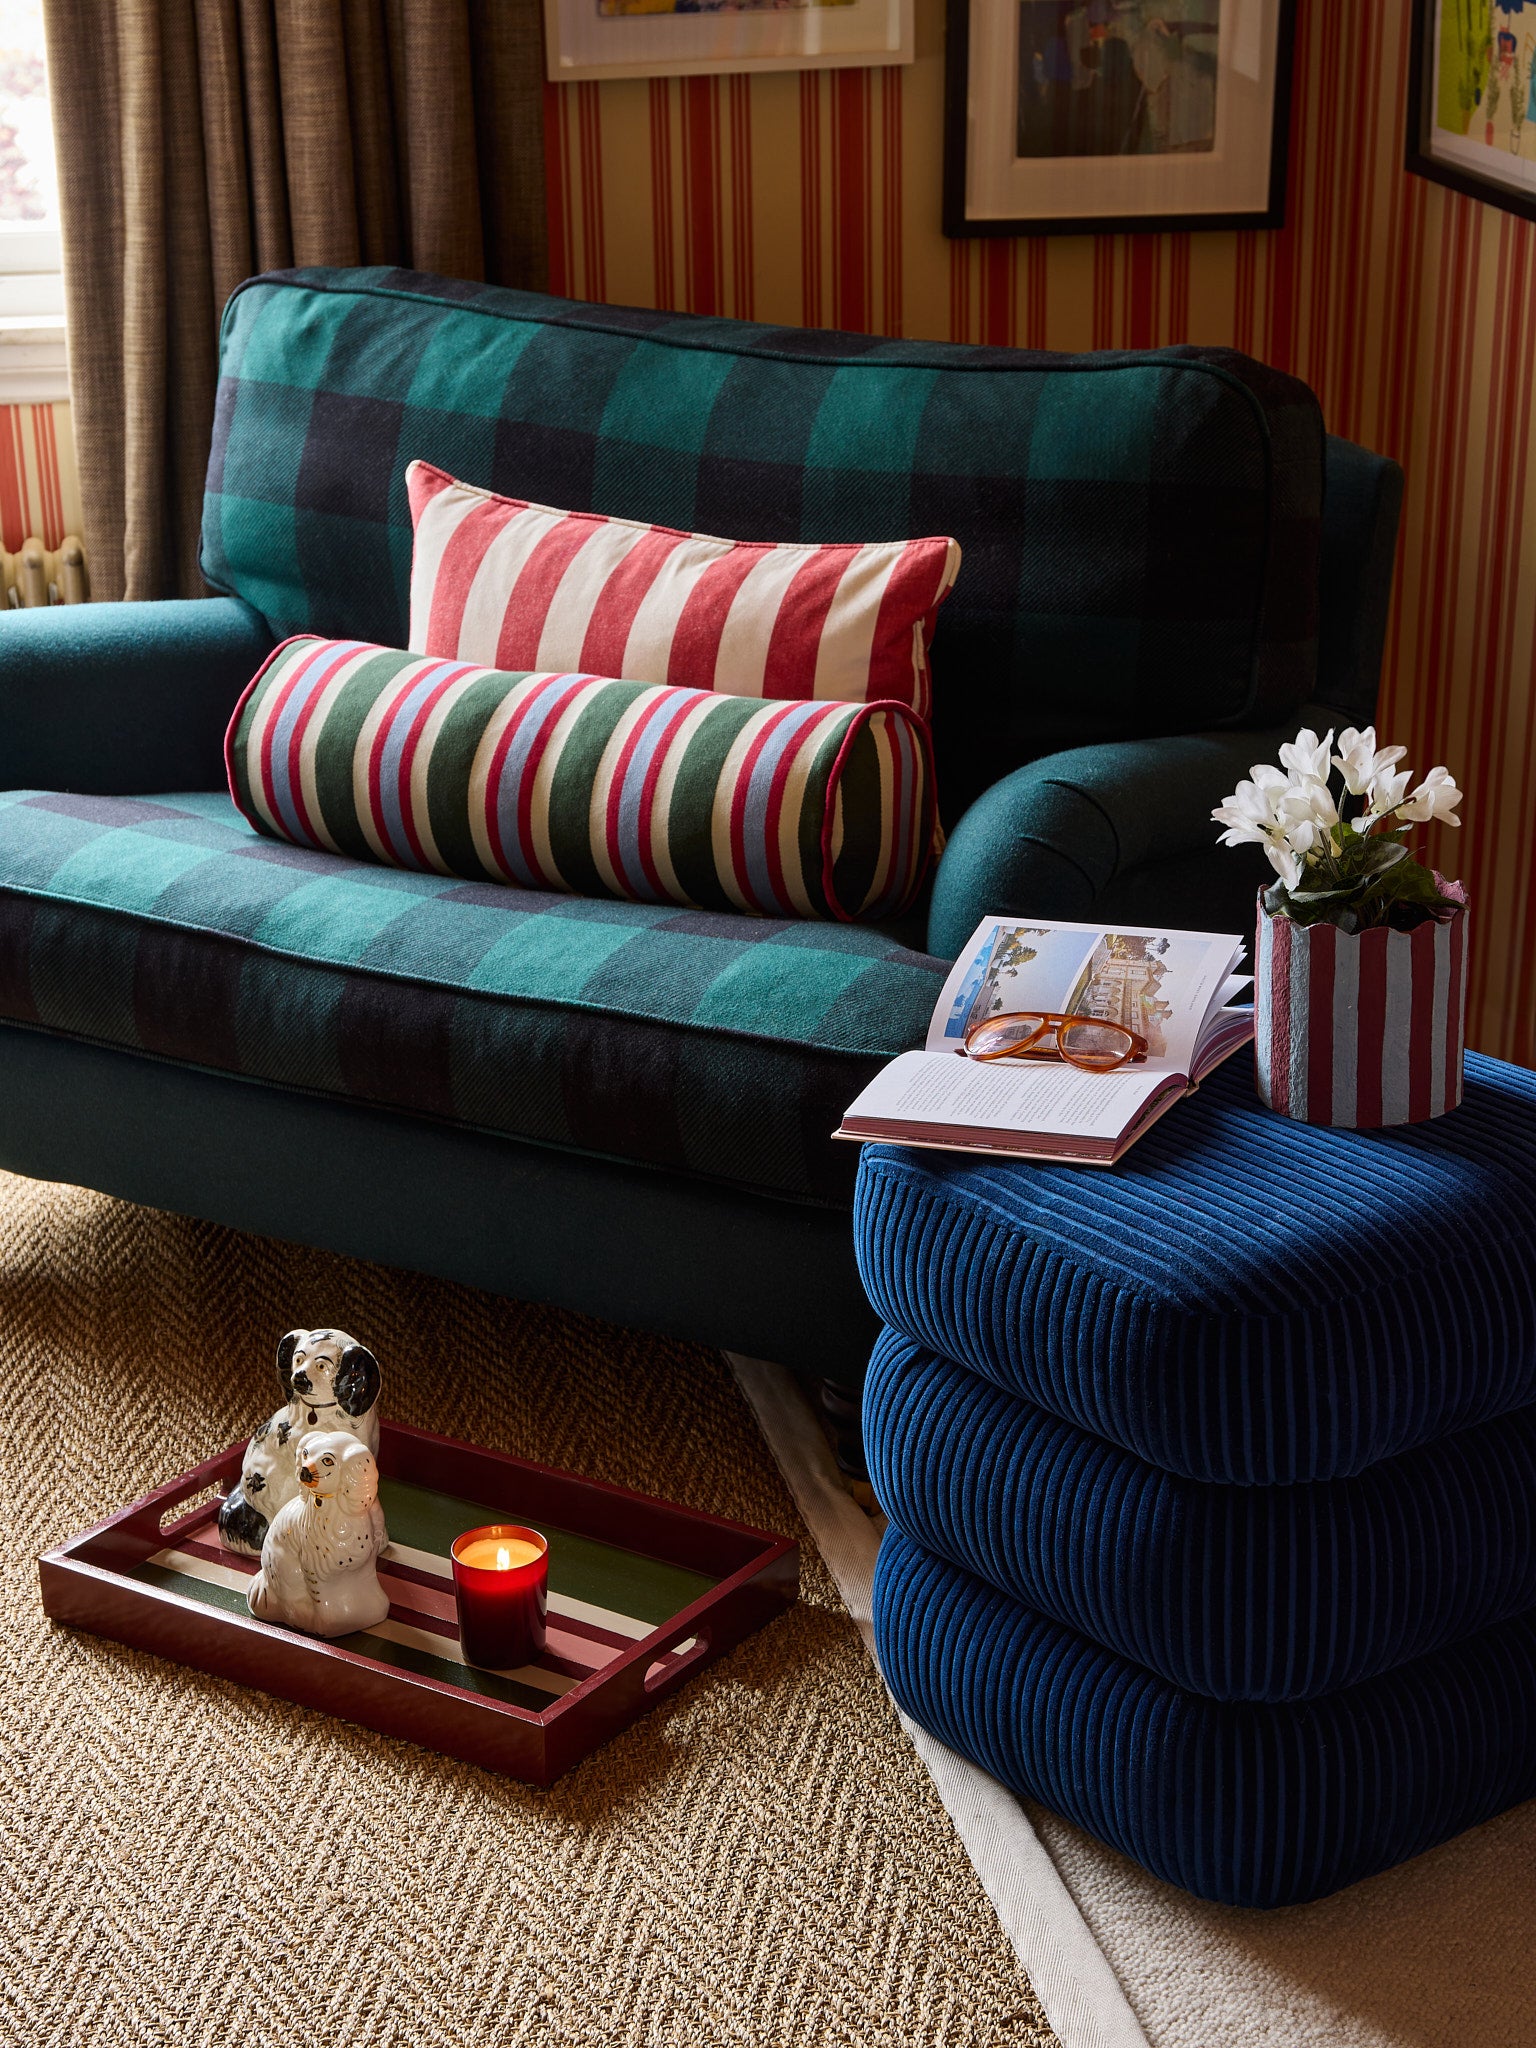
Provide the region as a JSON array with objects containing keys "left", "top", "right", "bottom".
[{"left": 836, "top": 917, "right": 1254, "bottom": 1166}]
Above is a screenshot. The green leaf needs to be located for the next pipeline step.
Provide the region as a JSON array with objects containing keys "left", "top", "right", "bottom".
[
  {"left": 1262, "top": 850, "right": 1462, "bottom": 932},
  {"left": 1353, "top": 837, "right": 1410, "bottom": 875}
]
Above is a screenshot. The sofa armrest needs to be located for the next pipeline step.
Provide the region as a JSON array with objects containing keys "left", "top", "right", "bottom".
[
  {"left": 0, "top": 597, "right": 274, "bottom": 793},
  {"left": 927, "top": 712, "right": 1344, "bottom": 957}
]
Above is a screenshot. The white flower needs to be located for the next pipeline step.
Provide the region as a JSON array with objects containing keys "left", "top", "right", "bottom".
[
  {"left": 1400, "top": 765, "right": 1463, "bottom": 826},
  {"left": 1263, "top": 840, "right": 1302, "bottom": 889},
  {"left": 1278, "top": 727, "right": 1334, "bottom": 783},
  {"left": 1333, "top": 726, "right": 1406, "bottom": 798},
  {"left": 1365, "top": 763, "right": 1413, "bottom": 816},
  {"left": 1212, "top": 765, "right": 1325, "bottom": 892},
  {"left": 1212, "top": 769, "right": 1288, "bottom": 852},
  {"left": 1269, "top": 775, "right": 1337, "bottom": 863},
  {"left": 1216, "top": 720, "right": 1465, "bottom": 902},
  {"left": 1213, "top": 819, "right": 1267, "bottom": 849},
  {"left": 1279, "top": 777, "right": 1339, "bottom": 832}
]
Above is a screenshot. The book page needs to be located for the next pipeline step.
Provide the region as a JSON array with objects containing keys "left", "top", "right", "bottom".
[
  {"left": 927, "top": 917, "right": 1242, "bottom": 1077},
  {"left": 843, "top": 1051, "right": 1172, "bottom": 1143}
]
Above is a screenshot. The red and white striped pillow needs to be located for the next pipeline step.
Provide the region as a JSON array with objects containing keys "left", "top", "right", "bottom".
[{"left": 405, "top": 461, "right": 961, "bottom": 721}]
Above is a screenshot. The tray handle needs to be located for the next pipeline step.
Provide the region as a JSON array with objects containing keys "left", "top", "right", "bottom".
[{"left": 638, "top": 1621, "right": 712, "bottom": 1702}]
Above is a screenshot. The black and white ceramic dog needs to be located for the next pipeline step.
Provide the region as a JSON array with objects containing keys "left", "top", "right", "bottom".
[
  {"left": 217, "top": 1328, "right": 383, "bottom": 1557},
  {"left": 247, "top": 1430, "right": 391, "bottom": 1638}
]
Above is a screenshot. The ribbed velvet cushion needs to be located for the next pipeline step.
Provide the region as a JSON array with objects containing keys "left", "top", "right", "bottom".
[
  {"left": 855, "top": 1052, "right": 1536, "bottom": 1484},
  {"left": 866, "top": 1328, "right": 1536, "bottom": 1701},
  {"left": 874, "top": 1529, "right": 1536, "bottom": 1908}
]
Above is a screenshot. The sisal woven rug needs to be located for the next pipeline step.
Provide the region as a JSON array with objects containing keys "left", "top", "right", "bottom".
[{"left": 5, "top": 1171, "right": 1055, "bottom": 2048}]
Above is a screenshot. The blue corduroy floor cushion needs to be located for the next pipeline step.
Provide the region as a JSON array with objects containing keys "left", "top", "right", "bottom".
[
  {"left": 854, "top": 1052, "right": 1536, "bottom": 1484},
  {"left": 865, "top": 1328, "right": 1536, "bottom": 1702},
  {"left": 874, "top": 1528, "right": 1536, "bottom": 1908}
]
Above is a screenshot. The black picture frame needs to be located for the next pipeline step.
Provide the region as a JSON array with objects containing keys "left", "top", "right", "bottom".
[
  {"left": 1405, "top": 0, "right": 1536, "bottom": 226},
  {"left": 943, "top": 0, "right": 1297, "bottom": 239}
]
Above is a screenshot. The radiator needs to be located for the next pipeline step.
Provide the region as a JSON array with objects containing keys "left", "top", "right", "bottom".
[{"left": 1, "top": 535, "right": 88, "bottom": 607}]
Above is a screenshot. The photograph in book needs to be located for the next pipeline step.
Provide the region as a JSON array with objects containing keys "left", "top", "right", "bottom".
[
  {"left": 1060, "top": 931, "right": 1214, "bottom": 1061},
  {"left": 928, "top": 917, "right": 1239, "bottom": 1077},
  {"left": 935, "top": 924, "right": 1094, "bottom": 1048}
]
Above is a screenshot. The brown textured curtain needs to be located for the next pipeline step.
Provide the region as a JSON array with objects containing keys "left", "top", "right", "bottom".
[{"left": 42, "top": 0, "right": 549, "bottom": 602}]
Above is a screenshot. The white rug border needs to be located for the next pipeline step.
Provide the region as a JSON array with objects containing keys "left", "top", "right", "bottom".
[{"left": 726, "top": 1352, "right": 1150, "bottom": 2048}]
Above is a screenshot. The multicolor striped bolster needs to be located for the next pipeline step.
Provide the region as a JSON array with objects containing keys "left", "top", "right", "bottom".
[
  {"left": 406, "top": 462, "right": 962, "bottom": 721},
  {"left": 225, "top": 638, "right": 935, "bottom": 921}
]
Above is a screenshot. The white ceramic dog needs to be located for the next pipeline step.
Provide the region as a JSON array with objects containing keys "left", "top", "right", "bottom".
[
  {"left": 247, "top": 1431, "right": 391, "bottom": 1638},
  {"left": 218, "top": 1328, "right": 383, "bottom": 1557}
]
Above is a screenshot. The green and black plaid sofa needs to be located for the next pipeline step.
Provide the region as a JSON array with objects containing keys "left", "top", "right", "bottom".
[{"left": 0, "top": 268, "right": 1401, "bottom": 1394}]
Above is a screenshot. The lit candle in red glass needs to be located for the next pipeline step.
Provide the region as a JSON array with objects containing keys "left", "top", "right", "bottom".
[{"left": 451, "top": 1523, "right": 548, "bottom": 1669}]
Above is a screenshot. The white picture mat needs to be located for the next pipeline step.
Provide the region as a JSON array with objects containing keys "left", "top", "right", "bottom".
[
  {"left": 545, "top": 0, "right": 913, "bottom": 81},
  {"left": 964, "top": 0, "right": 1283, "bottom": 224}
]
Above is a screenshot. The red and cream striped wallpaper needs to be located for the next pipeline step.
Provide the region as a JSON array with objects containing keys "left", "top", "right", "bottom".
[
  {"left": 546, "top": 0, "right": 1536, "bottom": 1070},
  {"left": 0, "top": 401, "right": 78, "bottom": 556}
]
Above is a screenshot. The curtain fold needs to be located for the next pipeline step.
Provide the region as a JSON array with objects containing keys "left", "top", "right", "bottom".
[{"left": 43, "top": 0, "right": 549, "bottom": 602}]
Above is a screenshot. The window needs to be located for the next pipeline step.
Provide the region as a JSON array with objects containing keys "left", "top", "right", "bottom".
[{"left": 0, "top": 1, "right": 65, "bottom": 401}]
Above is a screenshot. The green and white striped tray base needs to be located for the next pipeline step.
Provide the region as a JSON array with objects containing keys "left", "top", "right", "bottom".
[{"left": 136, "top": 1477, "right": 718, "bottom": 1712}]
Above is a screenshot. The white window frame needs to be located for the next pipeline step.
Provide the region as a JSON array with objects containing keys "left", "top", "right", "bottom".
[{"left": 0, "top": 223, "right": 67, "bottom": 403}]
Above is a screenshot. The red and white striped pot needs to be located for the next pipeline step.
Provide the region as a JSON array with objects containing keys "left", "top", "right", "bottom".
[{"left": 1253, "top": 887, "right": 1468, "bottom": 1128}]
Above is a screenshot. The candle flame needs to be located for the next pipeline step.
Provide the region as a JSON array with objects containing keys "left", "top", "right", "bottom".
[{"left": 496, "top": 1546, "right": 511, "bottom": 1570}]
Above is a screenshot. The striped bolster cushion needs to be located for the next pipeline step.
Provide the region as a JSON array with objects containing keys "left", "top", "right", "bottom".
[
  {"left": 406, "top": 461, "right": 962, "bottom": 720},
  {"left": 225, "top": 638, "right": 935, "bottom": 921}
]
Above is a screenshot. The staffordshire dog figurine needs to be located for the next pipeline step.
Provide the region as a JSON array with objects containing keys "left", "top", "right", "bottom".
[
  {"left": 247, "top": 1430, "right": 391, "bottom": 1638},
  {"left": 218, "top": 1328, "right": 382, "bottom": 1557}
]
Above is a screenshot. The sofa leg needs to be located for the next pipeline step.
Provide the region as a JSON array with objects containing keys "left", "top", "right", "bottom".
[{"left": 818, "top": 1377, "right": 867, "bottom": 1480}]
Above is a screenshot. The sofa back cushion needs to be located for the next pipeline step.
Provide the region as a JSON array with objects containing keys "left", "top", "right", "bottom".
[
  {"left": 226, "top": 637, "right": 934, "bottom": 921},
  {"left": 203, "top": 267, "right": 1326, "bottom": 822}
]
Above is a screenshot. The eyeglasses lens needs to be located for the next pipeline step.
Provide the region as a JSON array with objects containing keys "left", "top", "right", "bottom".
[
  {"left": 968, "top": 1014, "right": 1047, "bottom": 1057},
  {"left": 1059, "top": 1020, "right": 1134, "bottom": 1067}
]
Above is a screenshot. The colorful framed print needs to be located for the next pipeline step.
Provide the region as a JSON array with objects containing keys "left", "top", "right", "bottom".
[
  {"left": 543, "top": 0, "right": 913, "bottom": 82},
  {"left": 944, "top": 0, "right": 1297, "bottom": 238},
  {"left": 1407, "top": 0, "right": 1536, "bottom": 224}
]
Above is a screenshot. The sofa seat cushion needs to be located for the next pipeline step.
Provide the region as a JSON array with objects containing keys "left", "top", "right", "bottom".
[
  {"left": 0, "top": 789, "right": 946, "bottom": 1203},
  {"left": 854, "top": 1051, "right": 1536, "bottom": 1483},
  {"left": 874, "top": 1527, "right": 1536, "bottom": 1908},
  {"left": 865, "top": 1328, "right": 1536, "bottom": 1703}
]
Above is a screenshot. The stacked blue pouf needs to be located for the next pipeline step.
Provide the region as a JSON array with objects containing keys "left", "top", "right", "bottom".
[{"left": 854, "top": 1051, "right": 1536, "bottom": 1908}]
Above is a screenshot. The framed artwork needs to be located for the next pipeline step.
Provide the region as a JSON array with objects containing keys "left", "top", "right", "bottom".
[
  {"left": 944, "top": 0, "right": 1297, "bottom": 238},
  {"left": 1407, "top": 1, "right": 1536, "bottom": 224},
  {"left": 543, "top": 0, "right": 914, "bottom": 82}
]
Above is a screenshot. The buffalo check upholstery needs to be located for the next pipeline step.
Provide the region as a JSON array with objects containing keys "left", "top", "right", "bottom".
[
  {"left": 7, "top": 271, "right": 1327, "bottom": 1218},
  {"left": 0, "top": 791, "right": 946, "bottom": 1203},
  {"left": 203, "top": 267, "right": 1326, "bottom": 823}
]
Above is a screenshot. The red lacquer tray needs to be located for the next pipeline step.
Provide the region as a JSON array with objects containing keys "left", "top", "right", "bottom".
[{"left": 39, "top": 1420, "right": 798, "bottom": 1785}]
